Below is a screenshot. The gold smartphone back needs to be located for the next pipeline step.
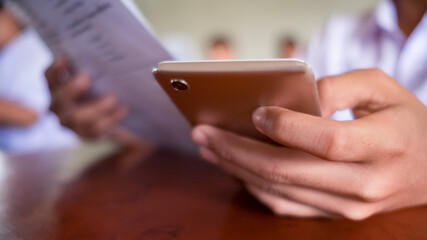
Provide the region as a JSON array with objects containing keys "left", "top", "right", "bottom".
[{"left": 153, "top": 60, "right": 321, "bottom": 142}]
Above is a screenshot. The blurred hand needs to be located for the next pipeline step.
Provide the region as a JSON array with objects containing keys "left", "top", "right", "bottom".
[
  {"left": 192, "top": 69, "right": 427, "bottom": 220},
  {"left": 0, "top": 99, "right": 37, "bottom": 126},
  {"left": 45, "top": 58, "right": 128, "bottom": 139},
  {"left": 46, "top": 58, "right": 152, "bottom": 158}
]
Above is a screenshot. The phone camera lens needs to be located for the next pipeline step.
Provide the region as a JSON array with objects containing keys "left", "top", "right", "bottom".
[{"left": 171, "top": 79, "right": 189, "bottom": 91}]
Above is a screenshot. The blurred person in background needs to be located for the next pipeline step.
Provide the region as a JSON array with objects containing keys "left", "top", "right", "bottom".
[
  {"left": 208, "top": 36, "right": 235, "bottom": 60},
  {"left": 277, "top": 35, "right": 298, "bottom": 58},
  {"left": 0, "top": 1, "right": 78, "bottom": 153}
]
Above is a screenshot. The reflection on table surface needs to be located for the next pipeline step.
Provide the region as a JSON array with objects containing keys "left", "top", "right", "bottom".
[{"left": 1, "top": 142, "right": 427, "bottom": 240}]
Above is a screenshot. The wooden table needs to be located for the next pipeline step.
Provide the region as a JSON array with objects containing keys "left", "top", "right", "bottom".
[{"left": 1, "top": 144, "right": 427, "bottom": 240}]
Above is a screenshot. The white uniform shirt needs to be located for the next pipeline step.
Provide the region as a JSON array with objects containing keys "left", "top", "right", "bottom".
[
  {"left": 305, "top": 0, "right": 427, "bottom": 120},
  {"left": 0, "top": 28, "right": 79, "bottom": 153}
]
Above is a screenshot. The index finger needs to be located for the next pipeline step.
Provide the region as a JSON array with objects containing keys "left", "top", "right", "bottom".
[{"left": 317, "top": 68, "right": 410, "bottom": 117}]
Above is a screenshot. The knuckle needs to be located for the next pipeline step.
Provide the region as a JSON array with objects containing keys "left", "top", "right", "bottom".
[
  {"left": 210, "top": 141, "right": 235, "bottom": 163},
  {"left": 342, "top": 205, "right": 373, "bottom": 221},
  {"left": 215, "top": 144, "right": 232, "bottom": 161},
  {"left": 258, "top": 161, "right": 289, "bottom": 184},
  {"left": 318, "top": 76, "right": 333, "bottom": 91},
  {"left": 358, "top": 176, "right": 392, "bottom": 202},
  {"left": 383, "top": 132, "right": 408, "bottom": 159},
  {"left": 202, "top": 128, "right": 231, "bottom": 160},
  {"left": 368, "top": 68, "right": 389, "bottom": 83},
  {"left": 268, "top": 202, "right": 292, "bottom": 216},
  {"left": 371, "top": 68, "right": 386, "bottom": 76},
  {"left": 271, "top": 205, "right": 287, "bottom": 216},
  {"left": 317, "top": 76, "right": 335, "bottom": 98},
  {"left": 321, "top": 125, "right": 346, "bottom": 160}
]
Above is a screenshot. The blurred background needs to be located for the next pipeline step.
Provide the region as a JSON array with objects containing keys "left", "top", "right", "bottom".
[{"left": 135, "top": 0, "right": 380, "bottom": 60}]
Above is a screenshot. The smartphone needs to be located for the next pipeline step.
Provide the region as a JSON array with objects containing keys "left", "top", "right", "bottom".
[{"left": 152, "top": 59, "right": 321, "bottom": 142}]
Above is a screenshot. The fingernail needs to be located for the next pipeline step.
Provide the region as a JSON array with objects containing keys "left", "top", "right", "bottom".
[
  {"left": 192, "top": 129, "right": 208, "bottom": 147},
  {"left": 200, "top": 147, "right": 218, "bottom": 165},
  {"left": 252, "top": 107, "right": 267, "bottom": 129}
]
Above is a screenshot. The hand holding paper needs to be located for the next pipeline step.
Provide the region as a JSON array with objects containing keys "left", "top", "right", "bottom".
[{"left": 14, "top": 0, "right": 194, "bottom": 151}]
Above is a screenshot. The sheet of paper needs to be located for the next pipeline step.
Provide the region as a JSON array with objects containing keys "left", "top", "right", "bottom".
[{"left": 13, "top": 0, "right": 194, "bottom": 151}]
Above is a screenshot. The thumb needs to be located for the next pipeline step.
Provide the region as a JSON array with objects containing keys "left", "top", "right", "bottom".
[
  {"left": 251, "top": 69, "right": 408, "bottom": 161},
  {"left": 0, "top": 99, "right": 38, "bottom": 126},
  {"left": 317, "top": 69, "right": 406, "bottom": 118}
]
